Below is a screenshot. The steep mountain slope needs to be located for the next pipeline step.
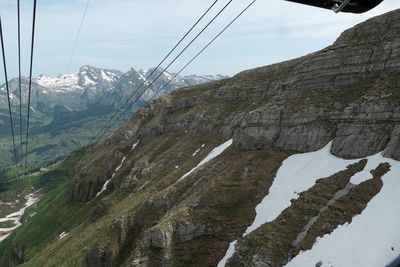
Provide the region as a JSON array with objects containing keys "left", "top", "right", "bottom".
[
  {"left": 0, "top": 66, "right": 226, "bottom": 170},
  {"left": 0, "top": 9, "right": 399, "bottom": 267}
]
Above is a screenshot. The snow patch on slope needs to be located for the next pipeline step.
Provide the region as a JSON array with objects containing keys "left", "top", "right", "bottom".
[
  {"left": 101, "top": 70, "right": 118, "bottom": 82},
  {"left": 218, "top": 241, "right": 237, "bottom": 267},
  {"left": 96, "top": 157, "right": 126, "bottom": 197},
  {"left": 285, "top": 155, "right": 400, "bottom": 267},
  {"left": 0, "top": 193, "right": 40, "bottom": 242},
  {"left": 138, "top": 71, "right": 150, "bottom": 86},
  {"left": 58, "top": 231, "right": 68, "bottom": 240},
  {"left": 83, "top": 75, "right": 96, "bottom": 86},
  {"left": 218, "top": 142, "right": 400, "bottom": 267},
  {"left": 192, "top": 149, "right": 201, "bottom": 157},
  {"left": 96, "top": 140, "right": 140, "bottom": 197},
  {"left": 245, "top": 142, "right": 358, "bottom": 234},
  {"left": 178, "top": 139, "right": 233, "bottom": 183}
]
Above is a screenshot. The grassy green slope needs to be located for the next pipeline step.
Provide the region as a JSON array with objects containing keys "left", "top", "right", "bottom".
[
  {"left": 0, "top": 104, "right": 133, "bottom": 194},
  {"left": 0, "top": 148, "right": 89, "bottom": 266}
]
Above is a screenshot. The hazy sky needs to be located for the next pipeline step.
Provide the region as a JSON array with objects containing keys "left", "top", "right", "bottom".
[{"left": 0, "top": 0, "right": 398, "bottom": 81}]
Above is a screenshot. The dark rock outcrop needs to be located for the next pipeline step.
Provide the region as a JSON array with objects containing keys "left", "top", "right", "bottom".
[{"left": 384, "top": 125, "right": 400, "bottom": 160}]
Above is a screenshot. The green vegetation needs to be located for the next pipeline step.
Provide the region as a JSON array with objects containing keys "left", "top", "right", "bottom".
[
  {"left": 0, "top": 147, "right": 89, "bottom": 266},
  {"left": 0, "top": 104, "right": 135, "bottom": 195},
  {"left": 0, "top": 220, "right": 15, "bottom": 228},
  {"left": 0, "top": 201, "right": 25, "bottom": 219}
]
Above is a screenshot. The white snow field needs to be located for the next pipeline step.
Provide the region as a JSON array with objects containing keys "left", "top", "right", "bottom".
[
  {"left": 178, "top": 139, "right": 233, "bottom": 183},
  {"left": 219, "top": 142, "right": 400, "bottom": 267},
  {"left": 285, "top": 154, "right": 400, "bottom": 267}
]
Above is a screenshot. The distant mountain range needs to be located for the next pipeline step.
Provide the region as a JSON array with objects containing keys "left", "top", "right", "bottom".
[
  {"left": 0, "top": 66, "right": 227, "bottom": 168},
  {"left": 1, "top": 65, "right": 227, "bottom": 109}
]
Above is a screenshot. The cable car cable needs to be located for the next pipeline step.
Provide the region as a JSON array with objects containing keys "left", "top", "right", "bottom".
[
  {"left": 97, "top": 0, "right": 233, "bottom": 138},
  {"left": 0, "top": 16, "right": 19, "bottom": 172},
  {"left": 98, "top": 0, "right": 256, "bottom": 139},
  {"left": 66, "top": 0, "right": 90, "bottom": 73},
  {"left": 24, "top": 0, "right": 38, "bottom": 173},
  {"left": 149, "top": 0, "right": 256, "bottom": 103},
  {"left": 95, "top": 0, "right": 219, "bottom": 138},
  {"left": 17, "top": 0, "right": 23, "bottom": 170}
]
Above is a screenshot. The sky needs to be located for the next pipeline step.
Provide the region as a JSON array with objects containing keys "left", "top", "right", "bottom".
[{"left": 0, "top": 0, "right": 398, "bottom": 82}]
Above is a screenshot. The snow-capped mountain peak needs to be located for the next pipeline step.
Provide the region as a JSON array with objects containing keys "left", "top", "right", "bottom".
[
  {"left": 1, "top": 65, "right": 227, "bottom": 107},
  {"left": 34, "top": 65, "right": 123, "bottom": 93},
  {"left": 77, "top": 65, "right": 122, "bottom": 88},
  {"left": 35, "top": 73, "right": 80, "bottom": 92}
]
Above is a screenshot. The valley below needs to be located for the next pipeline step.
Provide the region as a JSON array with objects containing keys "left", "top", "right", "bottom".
[{"left": 0, "top": 191, "right": 41, "bottom": 243}]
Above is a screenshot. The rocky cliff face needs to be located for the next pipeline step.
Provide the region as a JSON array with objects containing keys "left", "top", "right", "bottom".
[
  {"left": 90, "top": 8, "right": 400, "bottom": 166},
  {"left": 4, "top": 9, "right": 400, "bottom": 267},
  {"left": 230, "top": 12, "right": 400, "bottom": 159},
  {"left": 63, "top": 9, "right": 400, "bottom": 266}
]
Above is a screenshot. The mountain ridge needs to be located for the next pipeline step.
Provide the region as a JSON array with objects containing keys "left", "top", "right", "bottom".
[{"left": 1, "top": 65, "right": 228, "bottom": 104}]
